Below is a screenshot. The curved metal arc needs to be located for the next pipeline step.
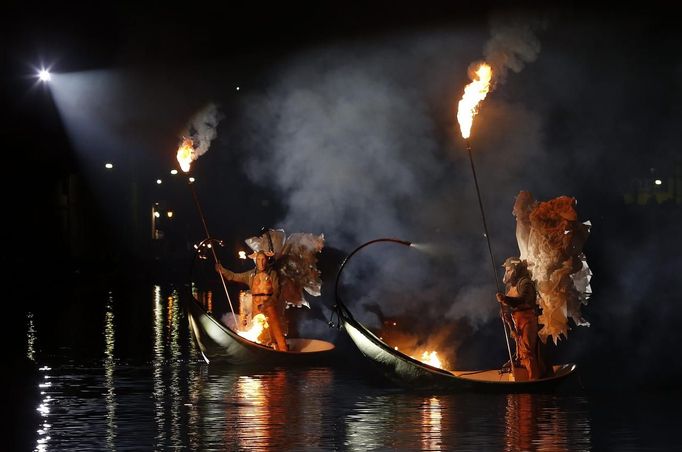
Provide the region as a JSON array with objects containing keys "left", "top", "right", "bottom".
[{"left": 333, "top": 237, "right": 412, "bottom": 321}]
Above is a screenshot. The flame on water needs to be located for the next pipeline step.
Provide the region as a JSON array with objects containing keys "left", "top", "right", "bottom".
[
  {"left": 456, "top": 63, "right": 493, "bottom": 139},
  {"left": 238, "top": 313, "right": 269, "bottom": 343},
  {"left": 412, "top": 350, "right": 444, "bottom": 369},
  {"left": 176, "top": 137, "right": 195, "bottom": 173}
]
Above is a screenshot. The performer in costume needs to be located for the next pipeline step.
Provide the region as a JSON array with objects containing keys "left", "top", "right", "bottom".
[
  {"left": 216, "top": 250, "right": 288, "bottom": 351},
  {"left": 496, "top": 257, "right": 545, "bottom": 380},
  {"left": 215, "top": 228, "right": 325, "bottom": 351},
  {"left": 512, "top": 191, "right": 592, "bottom": 344}
]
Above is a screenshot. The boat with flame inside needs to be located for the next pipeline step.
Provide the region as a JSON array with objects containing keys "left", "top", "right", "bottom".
[
  {"left": 186, "top": 293, "right": 335, "bottom": 365},
  {"left": 332, "top": 238, "right": 578, "bottom": 392},
  {"left": 185, "top": 235, "right": 335, "bottom": 365}
]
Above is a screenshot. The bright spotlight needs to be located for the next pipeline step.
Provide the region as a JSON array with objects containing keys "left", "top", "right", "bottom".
[
  {"left": 38, "top": 69, "right": 51, "bottom": 82},
  {"left": 156, "top": 179, "right": 162, "bottom": 185},
  {"left": 105, "top": 163, "right": 113, "bottom": 169},
  {"left": 170, "top": 169, "right": 178, "bottom": 175},
  {"left": 654, "top": 179, "right": 662, "bottom": 185},
  {"left": 188, "top": 177, "right": 195, "bottom": 183},
  {"left": 166, "top": 211, "right": 174, "bottom": 218},
  {"left": 154, "top": 211, "right": 160, "bottom": 218}
]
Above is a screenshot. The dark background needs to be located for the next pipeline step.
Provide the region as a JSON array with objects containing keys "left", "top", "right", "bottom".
[{"left": 3, "top": 1, "right": 681, "bottom": 396}]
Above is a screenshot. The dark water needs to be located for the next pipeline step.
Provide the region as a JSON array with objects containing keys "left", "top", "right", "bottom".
[{"left": 13, "top": 282, "right": 680, "bottom": 451}]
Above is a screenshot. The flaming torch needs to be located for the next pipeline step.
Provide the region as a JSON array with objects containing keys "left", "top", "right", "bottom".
[
  {"left": 176, "top": 137, "right": 195, "bottom": 173},
  {"left": 456, "top": 62, "right": 515, "bottom": 371},
  {"left": 177, "top": 137, "right": 239, "bottom": 328}
]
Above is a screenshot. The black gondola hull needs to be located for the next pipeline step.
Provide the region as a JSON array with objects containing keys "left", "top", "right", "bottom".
[
  {"left": 340, "top": 305, "right": 578, "bottom": 392},
  {"left": 185, "top": 295, "right": 335, "bottom": 365}
]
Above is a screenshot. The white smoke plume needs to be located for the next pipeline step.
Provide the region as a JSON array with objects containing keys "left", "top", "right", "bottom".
[
  {"left": 235, "top": 27, "right": 548, "bottom": 354},
  {"left": 484, "top": 12, "right": 546, "bottom": 86},
  {"left": 183, "top": 102, "right": 223, "bottom": 157}
]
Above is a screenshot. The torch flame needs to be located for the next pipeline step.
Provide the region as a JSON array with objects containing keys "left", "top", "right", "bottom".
[
  {"left": 237, "top": 313, "right": 269, "bottom": 343},
  {"left": 456, "top": 63, "right": 493, "bottom": 139},
  {"left": 176, "top": 137, "right": 195, "bottom": 173}
]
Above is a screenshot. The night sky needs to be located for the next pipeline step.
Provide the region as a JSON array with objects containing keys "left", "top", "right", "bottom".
[{"left": 3, "top": 2, "right": 682, "bottom": 390}]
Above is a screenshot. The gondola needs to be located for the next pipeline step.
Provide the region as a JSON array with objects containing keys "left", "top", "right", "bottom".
[
  {"left": 331, "top": 238, "right": 579, "bottom": 392},
  {"left": 185, "top": 237, "right": 335, "bottom": 365},
  {"left": 185, "top": 295, "right": 335, "bottom": 365}
]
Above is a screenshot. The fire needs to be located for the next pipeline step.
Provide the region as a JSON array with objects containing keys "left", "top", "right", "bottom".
[
  {"left": 176, "top": 137, "right": 195, "bottom": 173},
  {"left": 413, "top": 350, "right": 445, "bottom": 369},
  {"left": 456, "top": 63, "right": 493, "bottom": 139},
  {"left": 237, "top": 313, "right": 269, "bottom": 343}
]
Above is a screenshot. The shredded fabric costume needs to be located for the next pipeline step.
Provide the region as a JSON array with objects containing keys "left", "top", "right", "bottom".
[
  {"left": 513, "top": 191, "right": 592, "bottom": 344},
  {"left": 244, "top": 229, "right": 325, "bottom": 309}
]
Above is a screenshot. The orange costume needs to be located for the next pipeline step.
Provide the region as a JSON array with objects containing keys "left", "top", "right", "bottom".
[
  {"left": 217, "top": 252, "right": 289, "bottom": 351},
  {"left": 497, "top": 258, "right": 544, "bottom": 380}
]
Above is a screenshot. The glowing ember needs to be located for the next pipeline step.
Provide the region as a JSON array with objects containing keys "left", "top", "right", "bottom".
[
  {"left": 176, "top": 137, "right": 195, "bottom": 173},
  {"left": 412, "top": 350, "right": 444, "bottom": 369},
  {"left": 456, "top": 63, "right": 493, "bottom": 139},
  {"left": 237, "top": 313, "right": 269, "bottom": 342}
]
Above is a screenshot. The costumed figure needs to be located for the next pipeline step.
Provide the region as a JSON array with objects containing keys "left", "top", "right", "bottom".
[
  {"left": 496, "top": 257, "right": 545, "bottom": 380},
  {"left": 215, "top": 229, "right": 324, "bottom": 351},
  {"left": 512, "top": 191, "right": 592, "bottom": 344}
]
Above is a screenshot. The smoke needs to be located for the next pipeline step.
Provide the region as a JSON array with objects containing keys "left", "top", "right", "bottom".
[
  {"left": 183, "top": 102, "right": 223, "bottom": 158},
  {"left": 230, "top": 26, "right": 552, "bottom": 366},
  {"left": 226, "top": 14, "right": 679, "bottom": 379},
  {"left": 483, "top": 12, "right": 546, "bottom": 86}
]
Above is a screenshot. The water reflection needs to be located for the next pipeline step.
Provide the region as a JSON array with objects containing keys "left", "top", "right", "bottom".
[
  {"left": 35, "top": 367, "right": 53, "bottom": 451},
  {"left": 104, "top": 292, "right": 116, "bottom": 450},
  {"left": 346, "top": 392, "right": 591, "bottom": 450},
  {"left": 153, "top": 285, "right": 164, "bottom": 447},
  {"left": 27, "top": 311, "right": 36, "bottom": 362},
  {"left": 421, "top": 397, "right": 442, "bottom": 451},
  {"left": 25, "top": 283, "right": 602, "bottom": 451},
  {"left": 153, "top": 285, "right": 186, "bottom": 448},
  {"left": 505, "top": 394, "right": 592, "bottom": 452}
]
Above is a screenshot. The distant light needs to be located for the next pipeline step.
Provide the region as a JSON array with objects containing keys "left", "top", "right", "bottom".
[
  {"left": 189, "top": 177, "right": 195, "bottom": 183},
  {"left": 105, "top": 163, "right": 113, "bottom": 169},
  {"left": 238, "top": 251, "right": 246, "bottom": 259},
  {"left": 154, "top": 211, "right": 160, "bottom": 218},
  {"left": 236, "top": 86, "right": 240, "bottom": 91},
  {"left": 38, "top": 69, "right": 51, "bottom": 82},
  {"left": 170, "top": 169, "right": 178, "bottom": 175},
  {"left": 654, "top": 179, "right": 662, "bottom": 185},
  {"left": 167, "top": 211, "right": 174, "bottom": 218},
  {"left": 156, "top": 179, "right": 162, "bottom": 184}
]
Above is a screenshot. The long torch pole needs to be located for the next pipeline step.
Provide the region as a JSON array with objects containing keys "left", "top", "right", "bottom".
[
  {"left": 188, "top": 180, "right": 238, "bottom": 328},
  {"left": 465, "top": 139, "right": 515, "bottom": 370}
]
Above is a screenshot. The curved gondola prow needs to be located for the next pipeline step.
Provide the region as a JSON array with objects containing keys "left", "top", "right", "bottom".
[
  {"left": 332, "top": 238, "right": 454, "bottom": 377},
  {"left": 332, "top": 237, "right": 412, "bottom": 326}
]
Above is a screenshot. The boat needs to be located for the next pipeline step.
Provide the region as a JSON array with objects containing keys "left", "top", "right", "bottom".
[
  {"left": 185, "top": 295, "right": 335, "bottom": 365},
  {"left": 331, "top": 238, "right": 579, "bottom": 392},
  {"left": 184, "top": 236, "right": 335, "bottom": 365}
]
